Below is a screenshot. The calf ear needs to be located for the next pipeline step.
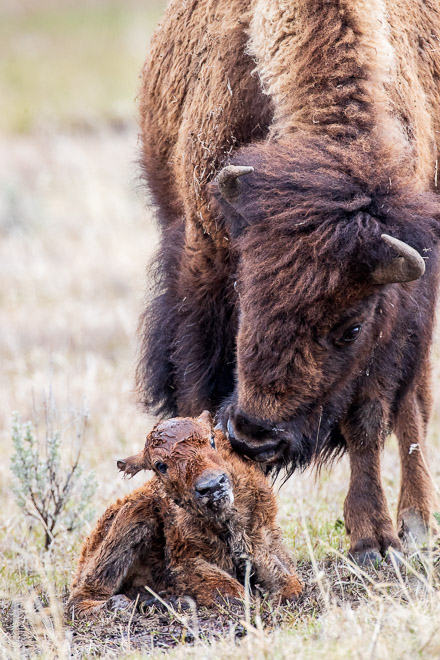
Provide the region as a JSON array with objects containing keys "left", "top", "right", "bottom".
[{"left": 116, "top": 451, "right": 151, "bottom": 478}]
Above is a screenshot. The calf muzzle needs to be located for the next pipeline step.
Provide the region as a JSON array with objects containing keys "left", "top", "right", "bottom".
[{"left": 194, "top": 473, "right": 233, "bottom": 506}]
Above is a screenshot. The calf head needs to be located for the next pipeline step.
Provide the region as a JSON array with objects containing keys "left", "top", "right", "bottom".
[{"left": 117, "top": 411, "right": 235, "bottom": 520}]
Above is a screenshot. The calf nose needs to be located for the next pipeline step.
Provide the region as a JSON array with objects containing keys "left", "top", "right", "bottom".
[{"left": 195, "top": 473, "right": 229, "bottom": 498}]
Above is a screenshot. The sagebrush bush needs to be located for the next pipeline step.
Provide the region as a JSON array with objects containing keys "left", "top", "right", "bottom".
[{"left": 10, "top": 404, "right": 96, "bottom": 550}]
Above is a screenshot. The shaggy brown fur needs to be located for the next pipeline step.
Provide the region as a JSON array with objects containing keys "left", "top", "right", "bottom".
[
  {"left": 67, "top": 413, "right": 302, "bottom": 618},
  {"left": 137, "top": 0, "right": 440, "bottom": 563}
]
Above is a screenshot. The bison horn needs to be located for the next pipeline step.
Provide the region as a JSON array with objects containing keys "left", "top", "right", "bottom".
[
  {"left": 216, "top": 165, "right": 254, "bottom": 203},
  {"left": 372, "top": 234, "right": 426, "bottom": 285}
]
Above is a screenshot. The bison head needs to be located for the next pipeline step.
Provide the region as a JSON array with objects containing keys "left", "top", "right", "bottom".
[{"left": 210, "top": 137, "right": 439, "bottom": 470}]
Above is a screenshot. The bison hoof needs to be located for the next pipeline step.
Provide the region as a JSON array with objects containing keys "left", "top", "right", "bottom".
[
  {"left": 398, "top": 509, "right": 430, "bottom": 550},
  {"left": 384, "top": 546, "right": 404, "bottom": 567},
  {"left": 350, "top": 549, "right": 383, "bottom": 567},
  {"left": 106, "top": 594, "right": 133, "bottom": 613}
]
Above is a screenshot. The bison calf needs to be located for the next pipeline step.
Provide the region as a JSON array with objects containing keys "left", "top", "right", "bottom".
[{"left": 68, "top": 412, "right": 302, "bottom": 617}]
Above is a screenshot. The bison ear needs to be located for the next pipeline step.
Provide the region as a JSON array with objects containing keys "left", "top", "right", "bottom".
[
  {"left": 197, "top": 410, "right": 213, "bottom": 428},
  {"left": 371, "top": 234, "right": 426, "bottom": 285},
  {"left": 210, "top": 165, "right": 255, "bottom": 239}
]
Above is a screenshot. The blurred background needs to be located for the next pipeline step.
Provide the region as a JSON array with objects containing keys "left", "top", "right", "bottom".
[
  {"left": 0, "top": 0, "right": 166, "bottom": 511},
  {"left": 1, "top": 0, "right": 165, "bottom": 132}
]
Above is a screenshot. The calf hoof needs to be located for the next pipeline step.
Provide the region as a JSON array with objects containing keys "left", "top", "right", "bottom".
[
  {"left": 278, "top": 592, "right": 302, "bottom": 606},
  {"left": 140, "top": 595, "right": 192, "bottom": 613},
  {"left": 278, "top": 578, "right": 303, "bottom": 604},
  {"left": 106, "top": 594, "right": 133, "bottom": 613},
  {"left": 398, "top": 509, "right": 430, "bottom": 550},
  {"left": 214, "top": 594, "right": 245, "bottom": 609},
  {"left": 167, "top": 596, "right": 193, "bottom": 612},
  {"left": 139, "top": 595, "right": 164, "bottom": 611}
]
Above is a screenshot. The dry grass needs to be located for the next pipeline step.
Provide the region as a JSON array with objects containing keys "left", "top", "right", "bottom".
[
  {"left": 1, "top": 126, "right": 439, "bottom": 660},
  {"left": 1, "top": 1, "right": 440, "bottom": 658}
]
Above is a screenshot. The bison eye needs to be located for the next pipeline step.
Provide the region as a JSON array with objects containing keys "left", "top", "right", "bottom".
[
  {"left": 210, "top": 434, "right": 216, "bottom": 449},
  {"left": 155, "top": 462, "right": 168, "bottom": 474},
  {"left": 341, "top": 323, "right": 362, "bottom": 343}
]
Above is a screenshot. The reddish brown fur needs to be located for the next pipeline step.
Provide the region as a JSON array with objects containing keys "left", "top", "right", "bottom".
[
  {"left": 68, "top": 413, "right": 302, "bottom": 618},
  {"left": 137, "top": 1, "right": 440, "bottom": 563}
]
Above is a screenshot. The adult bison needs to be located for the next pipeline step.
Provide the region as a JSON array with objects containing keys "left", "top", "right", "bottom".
[{"left": 137, "top": 0, "right": 440, "bottom": 563}]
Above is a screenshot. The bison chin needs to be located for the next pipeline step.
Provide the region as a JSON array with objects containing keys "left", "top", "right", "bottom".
[{"left": 222, "top": 406, "right": 342, "bottom": 475}]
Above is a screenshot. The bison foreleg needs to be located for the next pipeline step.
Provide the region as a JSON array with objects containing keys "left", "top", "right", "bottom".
[
  {"left": 343, "top": 443, "right": 402, "bottom": 563},
  {"left": 172, "top": 558, "right": 245, "bottom": 606},
  {"left": 395, "top": 391, "right": 438, "bottom": 549},
  {"left": 342, "top": 403, "right": 402, "bottom": 564}
]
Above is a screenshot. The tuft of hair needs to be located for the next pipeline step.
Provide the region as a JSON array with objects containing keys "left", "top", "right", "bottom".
[{"left": 135, "top": 220, "right": 184, "bottom": 417}]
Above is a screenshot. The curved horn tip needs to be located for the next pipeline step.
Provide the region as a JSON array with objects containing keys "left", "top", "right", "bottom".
[
  {"left": 218, "top": 165, "right": 254, "bottom": 178},
  {"left": 373, "top": 233, "right": 426, "bottom": 284},
  {"left": 216, "top": 165, "right": 254, "bottom": 202}
]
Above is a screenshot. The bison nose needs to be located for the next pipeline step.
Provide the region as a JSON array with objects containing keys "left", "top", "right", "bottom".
[
  {"left": 227, "top": 413, "right": 284, "bottom": 463},
  {"left": 195, "top": 473, "right": 229, "bottom": 499}
]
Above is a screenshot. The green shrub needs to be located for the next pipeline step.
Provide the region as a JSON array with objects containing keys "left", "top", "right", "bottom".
[{"left": 10, "top": 405, "right": 96, "bottom": 550}]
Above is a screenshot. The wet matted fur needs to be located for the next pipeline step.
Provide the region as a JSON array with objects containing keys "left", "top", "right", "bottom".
[{"left": 67, "top": 413, "right": 302, "bottom": 618}]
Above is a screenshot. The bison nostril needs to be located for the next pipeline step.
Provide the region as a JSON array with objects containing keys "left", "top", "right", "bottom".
[
  {"left": 197, "top": 487, "right": 211, "bottom": 497},
  {"left": 226, "top": 411, "right": 285, "bottom": 462},
  {"left": 195, "top": 473, "right": 230, "bottom": 498}
]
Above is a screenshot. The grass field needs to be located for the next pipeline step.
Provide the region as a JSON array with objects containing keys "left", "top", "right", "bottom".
[{"left": 1, "top": 2, "right": 440, "bottom": 658}]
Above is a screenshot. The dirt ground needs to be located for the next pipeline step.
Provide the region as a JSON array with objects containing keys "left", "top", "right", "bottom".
[{"left": 1, "top": 557, "right": 434, "bottom": 656}]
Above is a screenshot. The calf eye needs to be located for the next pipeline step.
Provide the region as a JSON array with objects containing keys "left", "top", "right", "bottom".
[
  {"left": 155, "top": 462, "right": 168, "bottom": 474},
  {"left": 210, "top": 434, "right": 216, "bottom": 449},
  {"left": 340, "top": 323, "right": 362, "bottom": 343}
]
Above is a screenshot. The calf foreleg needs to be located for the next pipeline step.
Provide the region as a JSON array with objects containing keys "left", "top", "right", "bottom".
[
  {"left": 172, "top": 558, "right": 245, "bottom": 606},
  {"left": 252, "top": 545, "right": 302, "bottom": 603},
  {"left": 68, "top": 502, "right": 158, "bottom": 618}
]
